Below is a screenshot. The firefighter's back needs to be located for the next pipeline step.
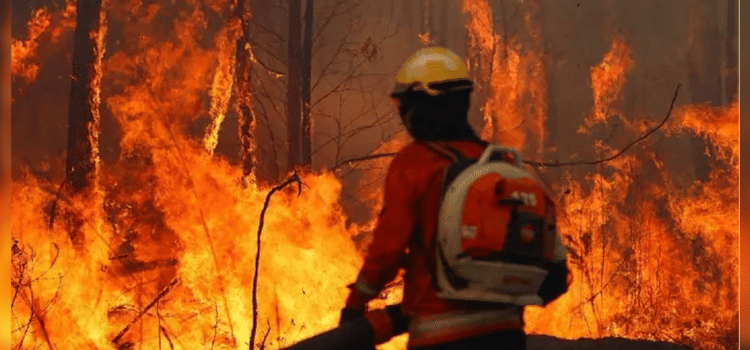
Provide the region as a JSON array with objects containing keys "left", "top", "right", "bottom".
[{"left": 392, "top": 140, "right": 527, "bottom": 349}]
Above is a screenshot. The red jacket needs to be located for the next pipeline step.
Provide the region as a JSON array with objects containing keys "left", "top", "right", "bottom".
[{"left": 346, "top": 140, "right": 530, "bottom": 348}]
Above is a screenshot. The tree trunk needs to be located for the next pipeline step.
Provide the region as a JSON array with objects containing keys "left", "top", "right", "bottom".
[
  {"left": 66, "top": 0, "right": 106, "bottom": 194},
  {"left": 286, "top": 0, "right": 302, "bottom": 170},
  {"left": 236, "top": 0, "right": 256, "bottom": 180},
  {"left": 437, "top": 0, "right": 448, "bottom": 46},
  {"left": 422, "top": 0, "right": 431, "bottom": 38},
  {"left": 300, "top": 0, "right": 313, "bottom": 166},
  {"left": 725, "top": 0, "right": 737, "bottom": 102}
]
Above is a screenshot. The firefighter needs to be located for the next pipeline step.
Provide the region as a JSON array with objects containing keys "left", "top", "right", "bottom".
[{"left": 339, "top": 47, "right": 571, "bottom": 350}]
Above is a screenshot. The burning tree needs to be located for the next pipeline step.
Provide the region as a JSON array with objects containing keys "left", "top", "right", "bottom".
[{"left": 65, "top": 0, "right": 107, "bottom": 194}]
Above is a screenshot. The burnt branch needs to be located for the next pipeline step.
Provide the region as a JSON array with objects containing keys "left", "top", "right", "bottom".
[
  {"left": 260, "top": 319, "right": 271, "bottom": 350},
  {"left": 332, "top": 152, "right": 397, "bottom": 171},
  {"left": 333, "top": 84, "right": 681, "bottom": 170},
  {"left": 525, "top": 84, "right": 681, "bottom": 167},
  {"left": 250, "top": 173, "right": 304, "bottom": 349},
  {"left": 111, "top": 277, "right": 180, "bottom": 346},
  {"left": 158, "top": 325, "right": 175, "bottom": 350}
]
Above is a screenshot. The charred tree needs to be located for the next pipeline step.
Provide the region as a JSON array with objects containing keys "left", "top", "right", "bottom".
[
  {"left": 66, "top": 0, "right": 106, "bottom": 194},
  {"left": 236, "top": 0, "right": 256, "bottom": 180},
  {"left": 286, "top": 0, "right": 302, "bottom": 170},
  {"left": 300, "top": 0, "right": 313, "bottom": 166}
]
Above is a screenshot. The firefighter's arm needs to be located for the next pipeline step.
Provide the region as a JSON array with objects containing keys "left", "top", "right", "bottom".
[{"left": 344, "top": 157, "right": 417, "bottom": 310}]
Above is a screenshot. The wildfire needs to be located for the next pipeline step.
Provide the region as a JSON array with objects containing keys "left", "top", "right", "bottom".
[
  {"left": 11, "top": 8, "right": 52, "bottom": 82},
  {"left": 203, "top": 17, "right": 242, "bottom": 155},
  {"left": 585, "top": 36, "right": 635, "bottom": 128},
  {"left": 11, "top": 2, "right": 77, "bottom": 84},
  {"left": 50, "top": 0, "right": 77, "bottom": 43},
  {"left": 671, "top": 101, "right": 739, "bottom": 162},
  {"left": 13, "top": 2, "right": 363, "bottom": 349},
  {"left": 462, "top": 0, "right": 547, "bottom": 156},
  {"left": 10, "top": 1, "right": 738, "bottom": 350},
  {"left": 522, "top": 40, "right": 737, "bottom": 350}
]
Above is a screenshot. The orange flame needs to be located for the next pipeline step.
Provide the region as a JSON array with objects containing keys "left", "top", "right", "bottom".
[
  {"left": 462, "top": 0, "right": 547, "bottom": 156},
  {"left": 50, "top": 0, "right": 77, "bottom": 43},
  {"left": 671, "top": 101, "right": 739, "bottom": 162},
  {"left": 584, "top": 37, "right": 635, "bottom": 129},
  {"left": 524, "top": 38, "right": 737, "bottom": 350},
  {"left": 11, "top": 2, "right": 77, "bottom": 84},
  {"left": 13, "top": 3, "right": 364, "bottom": 349},
  {"left": 11, "top": 8, "right": 52, "bottom": 82},
  {"left": 204, "top": 17, "right": 242, "bottom": 155},
  {"left": 11, "top": 2, "right": 738, "bottom": 350}
]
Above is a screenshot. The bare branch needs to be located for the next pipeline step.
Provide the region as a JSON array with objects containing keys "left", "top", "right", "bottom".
[
  {"left": 333, "top": 84, "right": 681, "bottom": 170},
  {"left": 525, "top": 84, "right": 681, "bottom": 167},
  {"left": 250, "top": 173, "right": 304, "bottom": 349},
  {"left": 332, "top": 152, "right": 397, "bottom": 171}
]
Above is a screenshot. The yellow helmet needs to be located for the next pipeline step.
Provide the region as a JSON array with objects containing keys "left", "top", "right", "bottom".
[{"left": 391, "top": 46, "right": 472, "bottom": 97}]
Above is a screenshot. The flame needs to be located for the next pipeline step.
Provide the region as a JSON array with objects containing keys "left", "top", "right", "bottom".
[
  {"left": 87, "top": 0, "right": 109, "bottom": 193},
  {"left": 671, "top": 101, "right": 739, "bottom": 162},
  {"left": 11, "top": 2, "right": 78, "bottom": 84},
  {"left": 50, "top": 0, "right": 77, "bottom": 43},
  {"left": 13, "top": 3, "right": 363, "bottom": 349},
  {"left": 203, "top": 17, "right": 242, "bottom": 155},
  {"left": 11, "top": 1, "right": 738, "bottom": 350},
  {"left": 11, "top": 8, "right": 52, "bottom": 82},
  {"left": 462, "top": 0, "right": 547, "bottom": 156},
  {"left": 417, "top": 32, "right": 433, "bottom": 46},
  {"left": 584, "top": 37, "right": 635, "bottom": 129},
  {"left": 523, "top": 38, "right": 737, "bottom": 350}
]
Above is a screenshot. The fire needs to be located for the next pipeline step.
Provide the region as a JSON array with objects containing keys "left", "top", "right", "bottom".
[
  {"left": 11, "top": 2, "right": 77, "bottom": 83},
  {"left": 11, "top": 8, "right": 52, "bottom": 82},
  {"left": 462, "top": 0, "right": 547, "bottom": 156},
  {"left": 203, "top": 17, "right": 242, "bottom": 155},
  {"left": 460, "top": 4, "right": 737, "bottom": 348},
  {"left": 671, "top": 101, "right": 739, "bottom": 161},
  {"left": 585, "top": 36, "right": 635, "bottom": 128},
  {"left": 13, "top": 2, "right": 363, "bottom": 349},
  {"left": 523, "top": 44, "right": 737, "bottom": 350},
  {"left": 524, "top": 103, "right": 738, "bottom": 350},
  {"left": 11, "top": 1, "right": 738, "bottom": 350},
  {"left": 50, "top": 0, "right": 77, "bottom": 43}
]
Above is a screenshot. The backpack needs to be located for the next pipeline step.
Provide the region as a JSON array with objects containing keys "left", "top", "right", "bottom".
[{"left": 427, "top": 142, "right": 563, "bottom": 306}]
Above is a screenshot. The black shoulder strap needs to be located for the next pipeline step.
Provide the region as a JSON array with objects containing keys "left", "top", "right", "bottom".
[
  {"left": 419, "top": 141, "right": 458, "bottom": 161},
  {"left": 416, "top": 140, "right": 492, "bottom": 291},
  {"left": 441, "top": 143, "right": 469, "bottom": 163}
]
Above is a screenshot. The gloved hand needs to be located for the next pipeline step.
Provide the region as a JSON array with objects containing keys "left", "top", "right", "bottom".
[{"left": 339, "top": 307, "right": 365, "bottom": 326}]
